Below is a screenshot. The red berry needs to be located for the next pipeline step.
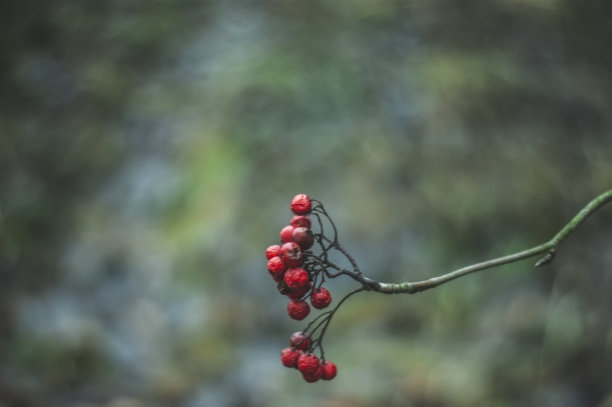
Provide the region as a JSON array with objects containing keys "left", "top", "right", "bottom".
[
  {"left": 290, "top": 331, "right": 311, "bottom": 351},
  {"left": 286, "top": 282, "right": 312, "bottom": 300},
  {"left": 277, "top": 281, "right": 292, "bottom": 295},
  {"left": 292, "top": 227, "right": 314, "bottom": 250},
  {"left": 287, "top": 300, "right": 310, "bottom": 320},
  {"left": 291, "top": 194, "right": 312, "bottom": 215},
  {"left": 267, "top": 256, "right": 285, "bottom": 281},
  {"left": 310, "top": 287, "right": 332, "bottom": 309},
  {"left": 280, "top": 347, "right": 302, "bottom": 368},
  {"left": 280, "top": 225, "right": 295, "bottom": 243},
  {"left": 321, "top": 360, "right": 337, "bottom": 380},
  {"left": 302, "top": 365, "right": 323, "bottom": 383},
  {"left": 280, "top": 242, "right": 303, "bottom": 267},
  {"left": 297, "top": 352, "right": 320, "bottom": 375},
  {"left": 284, "top": 267, "right": 309, "bottom": 290},
  {"left": 265, "top": 244, "right": 281, "bottom": 259},
  {"left": 270, "top": 273, "right": 284, "bottom": 283},
  {"left": 290, "top": 215, "right": 312, "bottom": 229}
]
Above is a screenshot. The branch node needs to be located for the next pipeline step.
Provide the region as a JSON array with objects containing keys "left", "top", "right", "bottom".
[
  {"left": 360, "top": 277, "right": 380, "bottom": 291},
  {"left": 535, "top": 248, "right": 556, "bottom": 268}
]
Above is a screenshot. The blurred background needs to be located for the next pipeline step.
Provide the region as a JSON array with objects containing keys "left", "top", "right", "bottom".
[{"left": 1, "top": 0, "right": 611, "bottom": 406}]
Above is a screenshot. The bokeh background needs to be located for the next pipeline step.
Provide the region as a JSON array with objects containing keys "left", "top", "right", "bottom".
[{"left": 1, "top": 1, "right": 612, "bottom": 406}]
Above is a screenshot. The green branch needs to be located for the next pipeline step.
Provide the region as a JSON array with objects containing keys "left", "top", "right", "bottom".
[{"left": 360, "top": 189, "right": 612, "bottom": 294}]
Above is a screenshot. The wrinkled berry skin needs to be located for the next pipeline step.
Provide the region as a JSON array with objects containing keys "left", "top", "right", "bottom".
[
  {"left": 265, "top": 245, "right": 281, "bottom": 259},
  {"left": 321, "top": 360, "right": 337, "bottom": 380},
  {"left": 291, "top": 194, "right": 312, "bottom": 215},
  {"left": 286, "top": 282, "right": 312, "bottom": 300},
  {"left": 290, "top": 215, "right": 312, "bottom": 229},
  {"left": 290, "top": 331, "right": 311, "bottom": 351},
  {"left": 280, "top": 225, "right": 295, "bottom": 243},
  {"left": 287, "top": 300, "right": 310, "bottom": 320},
  {"left": 302, "top": 365, "right": 323, "bottom": 382},
  {"left": 280, "top": 347, "right": 303, "bottom": 368},
  {"left": 292, "top": 227, "right": 314, "bottom": 250},
  {"left": 297, "top": 352, "right": 320, "bottom": 375},
  {"left": 310, "top": 286, "right": 332, "bottom": 309},
  {"left": 284, "top": 267, "right": 309, "bottom": 290},
  {"left": 267, "top": 256, "right": 285, "bottom": 281},
  {"left": 280, "top": 242, "right": 303, "bottom": 267}
]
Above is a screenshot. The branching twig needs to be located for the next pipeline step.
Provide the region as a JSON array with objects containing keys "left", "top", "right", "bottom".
[
  {"left": 273, "top": 190, "right": 611, "bottom": 381},
  {"left": 347, "top": 189, "right": 612, "bottom": 294}
]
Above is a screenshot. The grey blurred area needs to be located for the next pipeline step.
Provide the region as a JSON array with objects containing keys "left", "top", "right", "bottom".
[{"left": 1, "top": 1, "right": 611, "bottom": 406}]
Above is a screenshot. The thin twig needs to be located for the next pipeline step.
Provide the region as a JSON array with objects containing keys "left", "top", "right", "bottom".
[{"left": 351, "top": 189, "right": 612, "bottom": 294}]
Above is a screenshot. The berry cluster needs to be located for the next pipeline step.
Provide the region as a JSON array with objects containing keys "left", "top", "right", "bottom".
[
  {"left": 265, "top": 193, "right": 341, "bottom": 383},
  {"left": 265, "top": 194, "right": 333, "bottom": 321},
  {"left": 280, "top": 331, "right": 337, "bottom": 382}
]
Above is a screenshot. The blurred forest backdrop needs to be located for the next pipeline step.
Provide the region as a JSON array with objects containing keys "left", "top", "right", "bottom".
[{"left": 1, "top": 0, "right": 612, "bottom": 406}]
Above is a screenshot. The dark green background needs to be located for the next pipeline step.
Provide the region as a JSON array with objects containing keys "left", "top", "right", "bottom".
[{"left": 1, "top": 1, "right": 611, "bottom": 406}]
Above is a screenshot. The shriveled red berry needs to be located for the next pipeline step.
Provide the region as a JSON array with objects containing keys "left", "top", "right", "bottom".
[
  {"left": 297, "top": 352, "right": 320, "bottom": 375},
  {"left": 310, "top": 286, "right": 332, "bottom": 309},
  {"left": 321, "top": 360, "right": 337, "bottom": 380},
  {"left": 265, "top": 244, "right": 281, "bottom": 259},
  {"left": 280, "top": 225, "right": 295, "bottom": 243},
  {"left": 267, "top": 256, "right": 285, "bottom": 281},
  {"left": 302, "top": 365, "right": 323, "bottom": 383},
  {"left": 280, "top": 242, "right": 303, "bottom": 267},
  {"left": 292, "top": 227, "right": 314, "bottom": 250},
  {"left": 291, "top": 194, "right": 312, "bottom": 215},
  {"left": 277, "top": 281, "right": 292, "bottom": 295},
  {"left": 290, "top": 215, "right": 312, "bottom": 229},
  {"left": 286, "top": 282, "right": 312, "bottom": 300},
  {"left": 290, "top": 331, "right": 311, "bottom": 351},
  {"left": 284, "top": 267, "right": 309, "bottom": 290},
  {"left": 280, "top": 347, "right": 302, "bottom": 368},
  {"left": 287, "top": 300, "right": 310, "bottom": 320}
]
